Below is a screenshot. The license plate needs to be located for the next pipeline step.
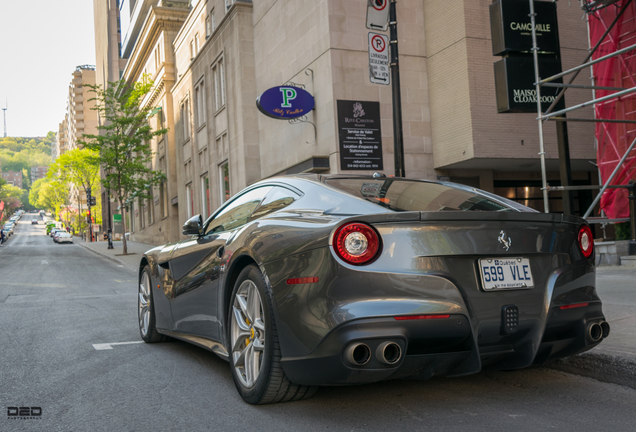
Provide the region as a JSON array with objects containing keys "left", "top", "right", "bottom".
[{"left": 478, "top": 258, "right": 534, "bottom": 290}]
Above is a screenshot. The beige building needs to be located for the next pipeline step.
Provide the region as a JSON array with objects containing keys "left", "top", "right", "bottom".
[
  {"left": 30, "top": 166, "right": 49, "bottom": 184},
  {"left": 96, "top": 0, "right": 598, "bottom": 245}
]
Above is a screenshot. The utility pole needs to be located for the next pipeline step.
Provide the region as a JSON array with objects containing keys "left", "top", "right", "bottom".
[
  {"left": 2, "top": 100, "right": 7, "bottom": 138},
  {"left": 389, "top": 0, "right": 405, "bottom": 177},
  {"left": 86, "top": 186, "right": 94, "bottom": 242}
]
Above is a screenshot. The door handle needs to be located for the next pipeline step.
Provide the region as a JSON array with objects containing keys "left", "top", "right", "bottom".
[{"left": 217, "top": 246, "right": 225, "bottom": 258}]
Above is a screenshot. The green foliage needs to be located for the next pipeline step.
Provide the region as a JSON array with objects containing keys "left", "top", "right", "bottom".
[
  {"left": 0, "top": 135, "right": 53, "bottom": 182},
  {"left": 0, "top": 183, "right": 24, "bottom": 212},
  {"left": 615, "top": 222, "right": 632, "bottom": 241},
  {"left": 79, "top": 77, "right": 167, "bottom": 254}
]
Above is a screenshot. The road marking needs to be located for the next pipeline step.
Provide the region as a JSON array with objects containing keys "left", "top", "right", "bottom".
[
  {"left": 41, "top": 260, "right": 48, "bottom": 265},
  {"left": 93, "top": 341, "right": 145, "bottom": 350},
  {"left": 117, "top": 265, "right": 124, "bottom": 267}
]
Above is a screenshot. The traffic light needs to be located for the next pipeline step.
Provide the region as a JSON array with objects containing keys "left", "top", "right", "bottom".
[{"left": 89, "top": 196, "right": 97, "bottom": 206}]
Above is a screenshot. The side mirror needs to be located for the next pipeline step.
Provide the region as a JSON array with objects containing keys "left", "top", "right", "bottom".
[{"left": 182, "top": 214, "right": 203, "bottom": 236}]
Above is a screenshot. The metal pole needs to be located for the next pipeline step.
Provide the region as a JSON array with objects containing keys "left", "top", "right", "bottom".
[
  {"left": 389, "top": 0, "right": 405, "bottom": 178},
  {"left": 628, "top": 181, "right": 636, "bottom": 254},
  {"left": 540, "top": 42, "right": 636, "bottom": 84},
  {"left": 107, "top": 182, "right": 113, "bottom": 249},
  {"left": 530, "top": 0, "right": 550, "bottom": 213},
  {"left": 583, "top": 135, "right": 636, "bottom": 218},
  {"left": 541, "top": 86, "right": 636, "bottom": 120},
  {"left": 87, "top": 186, "right": 93, "bottom": 242},
  {"left": 543, "top": 0, "right": 631, "bottom": 115}
]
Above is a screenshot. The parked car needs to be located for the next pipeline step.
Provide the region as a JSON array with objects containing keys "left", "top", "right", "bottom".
[
  {"left": 3, "top": 223, "right": 15, "bottom": 236},
  {"left": 55, "top": 232, "right": 73, "bottom": 244},
  {"left": 136, "top": 174, "right": 607, "bottom": 404},
  {"left": 50, "top": 228, "right": 64, "bottom": 238},
  {"left": 31, "top": 220, "right": 39, "bottom": 225}
]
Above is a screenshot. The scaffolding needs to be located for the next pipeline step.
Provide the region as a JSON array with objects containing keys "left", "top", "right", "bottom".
[{"left": 530, "top": 0, "right": 636, "bottom": 248}]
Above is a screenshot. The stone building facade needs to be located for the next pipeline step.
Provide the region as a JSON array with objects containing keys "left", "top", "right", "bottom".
[{"left": 96, "top": 0, "right": 598, "bottom": 245}]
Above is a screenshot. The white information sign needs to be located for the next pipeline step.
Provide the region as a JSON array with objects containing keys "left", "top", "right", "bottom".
[
  {"left": 368, "top": 32, "right": 390, "bottom": 85},
  {"left": 366, "top": 0, "right": 389, "bottom": 31}
]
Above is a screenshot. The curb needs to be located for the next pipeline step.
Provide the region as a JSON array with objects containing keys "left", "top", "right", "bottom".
[
  {"left": 547, "top": 351, "right": 636, "bottom": 389},
  {"left": 77, "top": 241, "right": 132, "bottom": 270}
]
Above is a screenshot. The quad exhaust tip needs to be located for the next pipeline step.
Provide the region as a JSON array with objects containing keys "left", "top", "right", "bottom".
[
  {"left": 376, "top": 341, "right": 402, "bottom": 365},
  {"left": 345, "top": 343, "right": 371, "bottom": 366},
  {"left": 587, "top": 322, "right": 603, "bottom": 343},
  {"left": 600, "top": 320, "right": 611, "bottom": 339}
]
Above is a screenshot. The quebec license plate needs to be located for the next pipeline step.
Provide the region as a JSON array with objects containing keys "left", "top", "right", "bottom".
[{"left": 478, "top": 258, "right": 534, "bottom": 290}]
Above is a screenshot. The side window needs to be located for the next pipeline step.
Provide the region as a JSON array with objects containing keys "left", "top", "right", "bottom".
[
  {"left": 250, "top": 187, "right": 300, "bottom": 221},
  {"left": 204, "top": 186, "right": 272, "bottom": 235}
]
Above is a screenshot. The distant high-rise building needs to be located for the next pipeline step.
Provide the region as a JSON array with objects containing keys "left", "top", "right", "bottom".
[{"left": 30, "top": 166, "right": 49, "bottom": 184}]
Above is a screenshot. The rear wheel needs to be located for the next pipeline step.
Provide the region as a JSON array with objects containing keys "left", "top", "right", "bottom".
[
  {"left": 138, "top": 266, "right": 167, "bottom": 343},
  {"left": 228, "top": 264, "right": 317, "bottom": 404}
]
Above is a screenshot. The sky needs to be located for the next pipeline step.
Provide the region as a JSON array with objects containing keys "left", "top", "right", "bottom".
[{"left": 0, "top": 0, "right": 96, "bottom": 138}]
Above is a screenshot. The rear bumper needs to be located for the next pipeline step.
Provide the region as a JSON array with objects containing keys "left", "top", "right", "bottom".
[
  {"left": 280, "top": 303, "right": 607, "bottom": 386},
  {"left": 280, "top": 315, "right": 476, "bottom": 386}
]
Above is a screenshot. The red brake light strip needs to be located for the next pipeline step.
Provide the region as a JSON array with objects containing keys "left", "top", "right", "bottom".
[
  {"left": 394, "top": 314, "right": 450, "bottom": 321},
  {"left": 559, "top": 302, "right": 589, "bottom": 310}
]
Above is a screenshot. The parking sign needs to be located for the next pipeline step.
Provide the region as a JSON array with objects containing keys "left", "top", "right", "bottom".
[
  {"left": 368, "top": 32, "right": 390, "bottom": 85},
  {"left": 366, "top": 0, "right": 389, "bottom": 31}
]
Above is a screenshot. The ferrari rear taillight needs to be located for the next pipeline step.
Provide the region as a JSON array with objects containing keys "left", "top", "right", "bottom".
[
  {"left": 333, "top": 222, "right": 380, "bottom": 265},
  {"left": 578, "top": 225, "right": 594, "bottom": 258}
]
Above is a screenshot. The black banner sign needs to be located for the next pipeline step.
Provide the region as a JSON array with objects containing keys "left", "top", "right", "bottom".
[
  {"left": 337, "top": 100, "right": 384, "bottom": 171},
  {"left": 490, "top": 0, "right": 559, "bottom": 56},
  {"left": 494, "top": 56, "right": 566, "bottom": 113}
]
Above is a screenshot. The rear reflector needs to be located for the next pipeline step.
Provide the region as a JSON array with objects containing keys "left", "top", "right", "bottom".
[
  {"left": 559, "top": 302, "right": 589, "bottom": 310},
  {"left": 286, "top": 277, "right": 319, "bottom": 285},
  {"left": 394, "top": 314, "right": 450, "bottom": 321}
]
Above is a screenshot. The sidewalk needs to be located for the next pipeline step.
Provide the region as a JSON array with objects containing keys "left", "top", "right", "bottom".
[
  {"left": 78, "top": 237, "right": 636, "bottom": 389},
  {"left": 548, "top": 265, "right": 636, "bottom": 389},
  {"left": 76, "top": 237, "right": 159, "bottom": 272}
]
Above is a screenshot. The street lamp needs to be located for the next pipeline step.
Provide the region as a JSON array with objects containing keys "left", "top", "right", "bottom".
[{"left": 105, "top": 167, "right": 114, "bottom": 249}]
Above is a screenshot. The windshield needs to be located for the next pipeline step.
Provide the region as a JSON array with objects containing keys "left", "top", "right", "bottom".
[{"left": 324, "top": 178, "right": 516, "bottom": 212}]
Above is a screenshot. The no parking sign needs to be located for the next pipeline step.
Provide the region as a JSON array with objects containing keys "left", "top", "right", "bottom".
[
  {"left": 366, "top": 0, "right": 389, "bottom": 31},
  {"left": 368, "top": 32, "right": 390, "bottom": 85}
]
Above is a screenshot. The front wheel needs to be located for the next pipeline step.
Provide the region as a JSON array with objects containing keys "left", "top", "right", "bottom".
[{"left": 228, "top": 264, "right": 316, "bottom": 404}]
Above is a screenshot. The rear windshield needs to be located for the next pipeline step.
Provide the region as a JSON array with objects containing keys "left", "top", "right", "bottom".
[{"left": 324, "top": 178, "right": 515, "bottom": 212}]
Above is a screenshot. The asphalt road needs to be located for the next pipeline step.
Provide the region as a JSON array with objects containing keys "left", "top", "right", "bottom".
[{"left": 2, "top": 213, "right": 636, "bottom": 432}]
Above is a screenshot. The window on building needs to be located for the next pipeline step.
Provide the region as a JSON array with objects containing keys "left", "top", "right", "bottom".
[
  {"left": 205, "top": 16, "right": 211, "bottom": 38},
  {"left": 225, "top": 0, "right": 234, "bottom": 11},
  {"left": 159, "top": 157, "right": 168, "bottom": 219},
  {"left": 211, "top": 9, "right": 216, "bottom": 33},
  {"left": 195, "top": 33, "right": 200, "bottom": 55},
  {"left": 180, "top": 98, "right": 191, "bottom": 142},
  {"left": 186, "top": 183, "right": 193, "bottom": 219},
  {"left": 201, "top": 147, "right": 209, "bottom": 172},
  {"left": 147, "top": 189, "right": 154, "bottom": 226},
  {"left": 201, "top": 174, "right": 210, "bottom": 220},
  {"left": 219, "top": 161, "right": 230, "bottom": 204},
  {"left": 139, "top": 199, "right": 145, "bottom": 229},
  {"left": 190, "top": 40, "right": 196, "bottom": 61},
  {"left": 212, "top": 58, "right": 225, "bottom": 112},
  {"left": 194, "top": 80, "right": 206, "bottom": 128}
]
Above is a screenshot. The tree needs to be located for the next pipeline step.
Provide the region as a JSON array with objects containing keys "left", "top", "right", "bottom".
[
  {"left": 0, "top": 183, "right": 24, "bottom": 213},
  {"left": 79, "top": 78, "right": 167, "bottom": 255},
  {"left": 48, "top": 148, "right": 101, "bottom": 236}
]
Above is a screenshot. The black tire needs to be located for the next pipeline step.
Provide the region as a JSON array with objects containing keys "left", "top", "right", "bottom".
[
  {"left": 228, "top": 264, "right": 317, "bottom": 404},
  {"left": 138, "top": 266, "right": 167, "bottom": 343}
]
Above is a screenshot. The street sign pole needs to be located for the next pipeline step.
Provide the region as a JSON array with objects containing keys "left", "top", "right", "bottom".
[
  {"left": 389, "top": 0, "right": 405, "bottom": 177},
  {"left": 87, "top": 186, "right": 93, "bottom": 242}
]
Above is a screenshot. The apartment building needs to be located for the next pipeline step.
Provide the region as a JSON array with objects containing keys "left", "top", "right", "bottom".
[
  {"left": 30, "top": 166, "right": 49, "bottom": 184},
  {"left": 96, "top": 0, "right": 597, "bottom": 245},
  {"left": 1, "top": 171, "right": 22, "bottom": 189}
]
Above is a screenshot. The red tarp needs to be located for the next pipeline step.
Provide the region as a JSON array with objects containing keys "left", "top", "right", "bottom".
[{"left": 589, "top": 1, "right": 636, "bottom": 218}]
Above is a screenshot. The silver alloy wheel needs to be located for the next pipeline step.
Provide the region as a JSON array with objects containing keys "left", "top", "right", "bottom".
[
  {"left": 138, "top": 271, "right": 151, "bottom": 337},
  {"left": 231, "top": 279, "right": 266, "bottom": 388}
]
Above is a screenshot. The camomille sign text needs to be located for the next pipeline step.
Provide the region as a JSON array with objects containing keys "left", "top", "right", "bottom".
[{"left": 256, "top": 86, "right": 315, "bottom": 120}]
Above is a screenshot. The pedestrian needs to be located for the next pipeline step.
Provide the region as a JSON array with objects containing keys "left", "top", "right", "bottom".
[{"left": 0, "top": 228, "right": 5, "bottom": 245}]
